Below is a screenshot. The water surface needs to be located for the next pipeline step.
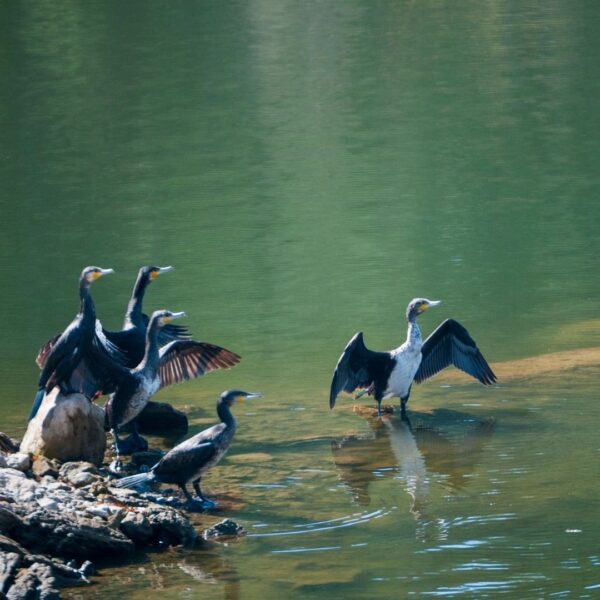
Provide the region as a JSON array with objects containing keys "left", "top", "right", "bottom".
[{"left": 0, "top": 1, "right": 598, "bottom": 598}]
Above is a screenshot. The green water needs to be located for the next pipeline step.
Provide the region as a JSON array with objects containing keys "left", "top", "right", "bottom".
[{"left": 1, "top": 1, "right": 599, "bottom": 598}]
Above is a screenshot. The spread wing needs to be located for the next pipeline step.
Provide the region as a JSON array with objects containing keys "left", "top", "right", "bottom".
[
  {"left": 158, "top": 341, "right": 241, "bottom": 390},
  {"left": 329, "top": 332, "right": 394, "bottom": 408},
  {"left": 414, "top": 319, "right": 496, "bottom": 385},
  {"left": 36, "top": 334, "right": 61, "bottom": 368},
  {"left": 142, "top": 312, "right": 192, "bottom": 345}
]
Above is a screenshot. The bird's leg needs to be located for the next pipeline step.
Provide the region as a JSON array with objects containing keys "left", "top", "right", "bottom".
[
  {"left": 377, "top": 400, "right": 382, "bottom": 417},
  {"left": 355, "top": 383, "right": 374, "bottom": 400},
  {"left": 181, "top": 483, "right": 212, "bottom": 512},
  {"left": 110, "top": 428, "right": 124, "bottom": 471},
  {"left": 400, "top": 397, "right": 409, "bottom": 420},
  {"left": 193, "top": 479, "right": 217, "bottom": 509},
  {"left": 127, "top": 420, "right": 149, "bottom": 453}
]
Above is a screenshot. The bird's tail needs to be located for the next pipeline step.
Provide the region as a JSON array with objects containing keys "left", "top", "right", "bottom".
[
  {"left": 28, "top": 389, "right": 45, "bottom": 421},
  {"left": 112, "top": 471, "right": 156, "bottom": 489}
]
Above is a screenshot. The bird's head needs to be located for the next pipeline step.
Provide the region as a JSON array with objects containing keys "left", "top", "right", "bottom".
[
  {"left": 82, "top": 266, "right": 114, "bottom": 285},
  {"left": 219, "top": 390, "right": 263, "bottom": 407},
  {"left": 150, "top": 309, "right": 186, "bottom": 329},
  {"left": 141, "top": 265, "right": 174, "bottom": 283},
  {"left": 406, "top": 298, "right": 442, "bottom": 322}
]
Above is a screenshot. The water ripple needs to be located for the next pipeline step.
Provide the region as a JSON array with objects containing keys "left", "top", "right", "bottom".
[{"left": 247, "top": 508, "right": 394, "bottom": 538}]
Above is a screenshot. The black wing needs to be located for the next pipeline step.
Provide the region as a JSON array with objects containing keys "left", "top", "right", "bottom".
[
  {"left": 329, "top": 332, "right": 395, "bottom": 408},
  {"left": 414, "top": 319, "right": 496, "bottom": 385},
  {"left": 142, "top": 312, "right": 192, "bottom": 345},
  {"left": 36, "top": 334, "right": 61, "bottom": 368},
  {"left": 155, "top": 441, "right": 217, "bottom": 482},
  {"left": 158, "top": 341, "right": 241, "bottom": 390}
]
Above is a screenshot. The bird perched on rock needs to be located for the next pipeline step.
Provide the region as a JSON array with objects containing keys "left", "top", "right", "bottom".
[
  {"left": 29, "top": 266, "right": 125, "bottom": 420},
  {"left": 113, "top": 390, "right": 261, "bottom": 510},
  {"left": 329, "top": 298, "right": 496, "bottom": 417},
  {"left": 104, "top": 310, "right": 241, "bottom": 461}
]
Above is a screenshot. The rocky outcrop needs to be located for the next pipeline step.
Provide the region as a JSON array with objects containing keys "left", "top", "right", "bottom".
[
  {"left": 129, "top": 401, "right": 189, "bottom": 435},
  {"left": 20, "top": 390, "right": 106, "bottom": 466}
]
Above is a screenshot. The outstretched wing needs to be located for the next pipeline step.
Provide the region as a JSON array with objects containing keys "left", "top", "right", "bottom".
[
  {"left": 142, "top": 312, "right": 192, "bottom": 345},
  {"left": 329, "top": 332, "right": 395, "bottom": 408},
  {"left": 36, "top": 334, "right": 61, "bottom": 368},
  {"left": 158, "top": 341, "right": 241, "bottom": 390},
  {"left": 414, "top": 319, "right": 496, "bottom": 385}
]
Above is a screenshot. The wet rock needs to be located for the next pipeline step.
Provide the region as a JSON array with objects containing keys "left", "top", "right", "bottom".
[
  {"left": 5, "top": 453, "right": 32, "bottom": 473},
  {"left": 20, "top": 389, "right": 106, "bottom": 466},
  {"left": 202, "top": 519, "right": 246, "bottom": 540},
  {"left": 6, "top": 561, "right": 61, "bottom": 600},
  {"left": 132, "top": 401, "right": 189, "bottom": 435},
  {"left": 31, "top": 457, "right": 60, "bottom": 481}
]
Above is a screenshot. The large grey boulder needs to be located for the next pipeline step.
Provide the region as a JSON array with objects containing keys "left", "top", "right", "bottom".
[{"left": 20, "top": 390, "right": 106, "bottom": 466}]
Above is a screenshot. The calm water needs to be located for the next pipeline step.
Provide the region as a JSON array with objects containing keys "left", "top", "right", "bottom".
[{"left": 1, "top": 1, "right": 599, "bottom": 598}]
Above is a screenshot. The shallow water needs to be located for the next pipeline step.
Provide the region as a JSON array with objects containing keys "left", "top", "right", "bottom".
[{"left": 0, "top": 1, "right": 599, "bottom": 598}]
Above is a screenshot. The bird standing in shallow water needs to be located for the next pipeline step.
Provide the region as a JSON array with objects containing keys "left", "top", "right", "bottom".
[
  {"left": 113, "top": 390, "right": 262, "bottom": 510},
  {"left": 329, "top": 298, "right": 496, "bottom": 417},
  {"left": 104, "top": 310, "right": 241, "bottom": 462},
  {"left": 29, "top": 266, "right": 124, "bottom": 420}
]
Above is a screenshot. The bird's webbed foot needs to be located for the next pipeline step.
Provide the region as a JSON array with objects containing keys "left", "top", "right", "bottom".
[{"left": 185, "top": 497, "right": 217, "bottom": 512}]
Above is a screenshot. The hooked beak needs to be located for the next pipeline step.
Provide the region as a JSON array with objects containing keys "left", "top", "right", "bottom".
[
  {"left": 427, "top": 300, "right": 442, "bottom": 307},
  {"left": 239, "top": 392, "right": 262, "bottom": 402},
  {"left": 170, "top": 311, "right": 186, "bottom": 320},
  {"left": 151, "top": 266, "right": 174, "bottom": 280},
  {"left": 95, "top": 268, "right": 115, "bottom": 280}
]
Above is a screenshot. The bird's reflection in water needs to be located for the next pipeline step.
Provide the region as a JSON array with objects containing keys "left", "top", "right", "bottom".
[
  {"left": 175, "top": 544, "right": 240, "bottom": 600},
  {"left": 331, "top": 408, "right": 495, "bottom": 540}
]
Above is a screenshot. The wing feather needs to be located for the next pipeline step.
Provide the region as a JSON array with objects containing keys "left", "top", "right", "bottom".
[
  {"left": 158, "top": 341, "right": 241, "bottom": 390},
  {"left": 414, "top": 319, "right": 496, "bottom": 385}
]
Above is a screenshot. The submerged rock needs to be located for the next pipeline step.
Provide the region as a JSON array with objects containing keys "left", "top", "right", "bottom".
[
  {"left": 202, "top": 519, "right": 245, "bottom": 540},
  {"left": 20, "top": 390, "right": 106, "bottom": 466},
  {"left": 132, "top": 401, "right": 189, "bottom": 435}
]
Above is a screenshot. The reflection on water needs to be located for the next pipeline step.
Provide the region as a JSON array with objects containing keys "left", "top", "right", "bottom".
[{"left": 332, "top": 409, "right": 495, "bottom": 539}]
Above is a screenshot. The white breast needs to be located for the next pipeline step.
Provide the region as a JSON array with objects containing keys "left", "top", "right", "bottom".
[{"left": 385, "top": 345, "right": 422, "bottom": 400}]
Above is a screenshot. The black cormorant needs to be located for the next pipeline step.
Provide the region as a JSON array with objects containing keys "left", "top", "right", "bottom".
[
  {"left": 329, "top": 298, "right": 496, "bottom": 417},
  {"left": 37, "top": 265, "right": 190, "bottom": 370},
  {"left": 29, "top": 266, "right": 124, "bottom": 420},
  {"left": 104, "top": 310, "right": 241, "bottom": 460},
  {"left": 113, "top": 389, "right": 261, "bottom": 510}
]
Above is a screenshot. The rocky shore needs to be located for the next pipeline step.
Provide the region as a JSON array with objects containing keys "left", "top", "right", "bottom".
[{"left": 0, "top": 403, "right": 244, "bottom": 599}]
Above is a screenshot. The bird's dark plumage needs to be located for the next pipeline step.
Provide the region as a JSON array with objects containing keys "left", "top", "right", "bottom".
[
  {"left": 414, "top": 319, "right": 496, "bottom": 385},
  {"left": 105, "top": 310, "right": 241, "bottom": 461},
  {"left": 37, "top": 266, "right": 190, "bottom": 371},
  {"left": 29, "top": 267, "right": 125, "bottom": 420},
  {"left": 113, "top": 390, "right": 261, "bottom": 510},
  {"left": 329, "top": 298, "right": 496, "bottom": 417}
]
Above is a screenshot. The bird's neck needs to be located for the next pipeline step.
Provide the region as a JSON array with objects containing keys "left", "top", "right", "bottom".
[
  {"left": 79, "top": 282, "right": 96, "bottom": 322},
  {"left": 138, "top": 323, "right": 160, "bottom": 372},
  {"left": 217, "top": 401, "right": 236, "bottom": 428},
  {"left": 125, "top": 275, "right": 148, "bottom": 326},
  {"left": 405, "top": 318, "right": 422, "bottom": 349}
]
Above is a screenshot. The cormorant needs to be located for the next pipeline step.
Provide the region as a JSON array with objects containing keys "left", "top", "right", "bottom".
[
  {"left": 329, "top": 298, "right": 496, "bottom": 417},
  {"left": 104, "top": 310, "right": 241, "bottom": 460},
  {"left": 37, "top": 265, "right": 190, "bottom": 370},
  {"left": 113, "top": 389, "right": 261, "bottom": 510},
  {"left": 29, "top": 266, "right": 124, "bottom": 420}
]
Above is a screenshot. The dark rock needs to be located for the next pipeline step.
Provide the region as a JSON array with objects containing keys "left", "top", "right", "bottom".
[
  {"left": 130, "top": 401, "right": 188, "bottom": 436},
  {"left": 6, "top": 561, "right": 60, "bottom": 600},
  {"left": 119, "top": 512, "right": 153, "bottom": 544},
  {"left": 202, "top": 519, "right": 246, "bottom": 540},
  {"left": 31, "top": 457, "right": 60, "bottom": 481},
  {"left": 130, "top": 449, "right": 164, "bottom": 469},
  {"left": 0, "top": 434, "right": 19, "bottom": 455}
]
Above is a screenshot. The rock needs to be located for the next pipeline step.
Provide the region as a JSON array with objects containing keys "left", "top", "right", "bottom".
[
  {"left": 36, "top": 497, "right": 58, "bottom": 511},
  {"left": 6, "top": 561, "right": 61, "bottom": 599},
  {"left": 120, "top": 512, "right": 154, "bottom": 544},
  {"left": 31, "top": 457, "right": 60, "bottom": 481},
  {"left": 0, "top": 434, "right": 19, "bottom": 455},
  {"left": 131, "top": 401, "right": 188, "bottom": 435},
  {"left": 5, "top": 453, "right": 32, "bottom": 473},
  {"left": 59, "top": 462, "right": 100, "bottom": 488},
  {"left": 130, "top": 449, "right": 164, "bottom": 469},
  {"left": 20, "top": 390, "right": 106, "bottom": 466},
  {"left": 0, "top": 455, "right": 6, "bottom": 469},
  {"left": 202, "top": 519, "right": 245, "bottom": 540}
]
